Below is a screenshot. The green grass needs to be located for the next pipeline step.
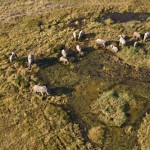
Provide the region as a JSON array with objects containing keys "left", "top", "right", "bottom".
[{"left": 91, "top": 90, "right": 129, "bottom": 127}]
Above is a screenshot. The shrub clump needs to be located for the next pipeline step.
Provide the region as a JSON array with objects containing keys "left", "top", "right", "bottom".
[
  {"left": 88, "top": 126, "right": 105, "bottom": 146},
  {"left": 104, "top": 18, "right": 114, "bottom": 25},
  {"left": 138, "top": 113, "right": 150, "bottom": 150},
  {"left": 91, "top": 90, "right": 129, "bottom": 127},
  {"left": 22, "top": 18, "right": 43, "bottom": 30},
  {"left": 48, "top": 95, "right": 68, "bottom": 105}
]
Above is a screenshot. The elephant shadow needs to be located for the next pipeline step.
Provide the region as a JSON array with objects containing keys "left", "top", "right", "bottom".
[
  {"left": 50, "top": 86, "right": 75, "bottom": 96},
  {"left": 36, "top": 57, "right": 57, "bottom": 68}
]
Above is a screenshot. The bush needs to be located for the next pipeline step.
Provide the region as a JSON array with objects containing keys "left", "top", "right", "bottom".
[
  {"left": 88, "top": 126, "right": 105, "bottom": 146},
  {"left": 22, "top": 18, "right": 43, "bottom": 30},
  {"left": 91, "top": 90, "right": 129, "bottom": 127},
  {"left": 104, "top": 18, "right": 114, "bottom": 25}
]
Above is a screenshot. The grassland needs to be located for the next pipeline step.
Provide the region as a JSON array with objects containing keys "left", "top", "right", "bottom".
[{"left": 0, "top": 0, "right": 150, "bottom": 149}]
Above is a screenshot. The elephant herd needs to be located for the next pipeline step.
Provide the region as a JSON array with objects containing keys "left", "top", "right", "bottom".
[
  {"left": 96, "top": 32, "right": 150, "bottom": 52},
  {"left": 59, "top": 30, "right": 85, "bottom": 64},
  {"left": 9, "top": 30, "right": 150, "bottom": 97}
]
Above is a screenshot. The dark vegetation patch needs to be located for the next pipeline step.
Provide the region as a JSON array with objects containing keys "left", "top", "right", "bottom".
[
  {"left": 36, "top": 57, "right": 58, "bottom": 68},
  {"left": 50, "top": 86, "right": 75, "bottom": 96},
  {"left": 103, "top": 12, "right": 150, "bottom": 23}
]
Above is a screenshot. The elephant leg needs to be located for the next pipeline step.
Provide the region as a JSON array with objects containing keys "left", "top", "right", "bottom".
[{"left": 41, "top": 92, "right": 43, "bottom": 97}]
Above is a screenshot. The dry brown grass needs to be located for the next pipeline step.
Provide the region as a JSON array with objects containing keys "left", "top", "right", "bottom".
[
  {"left": 0, "top": 0, "right": 150, "bottom": 149},
  {"left": 138, "top": 113, "right": 150, "bottom": 150},
  {"left": 88, "top": 126, "right": 105, "bottom": 146}
]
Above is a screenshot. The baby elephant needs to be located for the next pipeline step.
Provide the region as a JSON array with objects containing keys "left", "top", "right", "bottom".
[
  {"left": 9, "top": 52, "right": 17, "bottom": 63},
  {"left": 110, "top": 44, "right": 118, "bottom": 53},
  {"left": 119, "top": 36, "right": 126, "bottom": 46},
  {"left": 59, "top": 56, "right": 69, "bottom": 65},
  {"left": 28, "top": 54, "right": 34, "bottom": 68},
  {"left": 134, "top": 41, "right": 139, "bottom": 47},
  {"left": 33, "top": 85, "right": 49, "bottom": 97}
]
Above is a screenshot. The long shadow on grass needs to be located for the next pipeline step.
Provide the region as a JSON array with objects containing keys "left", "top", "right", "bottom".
[
  {"left": 86, "top": 33, "right": 96, "bottom": 39},
  {"left": 126, "top": 40, "right": 146, "bottom": 48},
  {"left": 50, "top": 86, "right": 75, "bottom": 96},
  {"left": 82, "top": 47, "right": 96, "bottom": 55},
  {"left": 36, "top": 57, "right": 57, "bottom": 68},
  {"left": 103, "top": 12, "right": 150, "bottom": 23}
]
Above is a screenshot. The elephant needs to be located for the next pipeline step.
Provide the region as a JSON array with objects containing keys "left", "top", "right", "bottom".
[
  {"left": 61, "top": 49, "right": 67, "bottom": 58},
  {"left": 119, "top": 36, "right": 126, "bottom": 46},
  {"left": 144, "top": 32, "right": 150, "bottom": 41},
  {"left": 110, "top": 44, "right": 118, "bottom": 53},
  {"left": 73, "top": 31, "right": 77, "bottom": 40},
  {"left": 134, "top": 41, "right": 139, "bottom": 47},
  {"left": 96, "top": 39, "right": 108, "bottom": 47},
  {"left": 133, "top": 32, "right": 141, "bottom": 39},
  {"left": 59, "top": 56, "right": 69, "bottom": 65},
  {"left": 28, "top": 54, "right": 34, "bottom": 68},
  {"left": 78, "top": 30, "right": 85, "bottom": 40},
  {"left": 33, "top": 85, "right": 49, "bottom": 97},
  {"left": 9, "top": 52, "right": 17, "bottom": 63}
]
